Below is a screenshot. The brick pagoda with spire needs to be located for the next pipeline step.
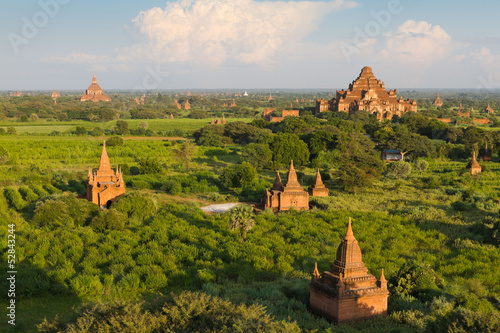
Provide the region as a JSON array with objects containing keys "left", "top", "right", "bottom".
[
  {"left": 485, "top": 104, "right": 494, "bottom": 114},
  {"left": 466, "top": 151, "right": 482, "bottom": 175},
  {"left": 262, "top": 161, "right": 310, "bottom": 211},
  {"left": 315, "top": 66, "right": 417, "bottom": 121},
  {"left": 51, "top": 89, "right": 60, "bottom": 105},
  {"left": 309, "top": 169, "right": 329, "bottom": 197},
  {"left": 81, "top": 73, "right": 111, "bottom": 102},
  {"left": 310, "top": 218, "right": 389, "bottom": 323},
  {"left": 433, "top": 93, "right": 443, "bottom": 107},
  {"left": 87, "top": 141, "right": 125, "bottom": 208}
]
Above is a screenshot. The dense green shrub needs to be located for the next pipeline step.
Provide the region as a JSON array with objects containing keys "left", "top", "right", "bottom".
[
  {"left": 139, "top": 158, "right": 162, "bottom": 174},
  {"left": 113, "top": 193, "right": 158, "bottom": 222},
  {"left": 4, "top": 188, "right": 26, "bottom": 210},
  {"left": 90, "top": 209, "right": 126, "bottom": 231},
  {"left": 38, "top": 291, "right": 301, "bottom": 333},
  {"left": 220, "top": 162, "right": 257, "bottom": 188},
  {"left": 33, "top": 199, "right": 74, "bottom": 229},
  {"left": 18, "top": 186, "right": 38, "bottom": 203},
  {"left": 105, "top": 136, "right": 124, "bottom": 147}
]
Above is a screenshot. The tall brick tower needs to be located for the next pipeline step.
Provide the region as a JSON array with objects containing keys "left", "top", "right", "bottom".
[
  {"left": 87, "top": 141, "right": 125, "bottom": 208},
  {"left": 310, "top": 218, "right": 388, "bottom": 323}
]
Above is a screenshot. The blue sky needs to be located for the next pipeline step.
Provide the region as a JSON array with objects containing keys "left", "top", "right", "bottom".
[{"left": 1, "top": 0, "right": 500, "bottom": 90}]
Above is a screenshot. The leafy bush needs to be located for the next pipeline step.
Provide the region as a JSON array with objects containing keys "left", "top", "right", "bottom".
[
  {"left": 220, "top": 162, "right": 257, "bottom": 188},
  {"left": 90, "top": 208, "right": 126, "bottom": 231},
  {"left": 4, "top": 188, "right": 26, "bottom": 210},
  {"left": 106, "top": 136, "right": 124, "bottom": 147},
  {"left": 162, "top": 180, "right": 182, "bottom": 195},
  {"left": 113, "top": 193, "right": 158, "bottom": 222},
  {"left": 139, "top": 158, "right": 162, "bottom": 174},
  {"left": 387, "top": 160, "right": 412, "bottom": 180},
  {"left": 0, "top": 145, "right": 9, "bottom": 164},
  {"left": 18, "top": 186, "right": 39, "bottom": 203},
  {"left": 33, "top": 199, "right": 74, "bottom": 229},
  {"left": 391, "top": 260, "right": 444, "bottom": 302}
]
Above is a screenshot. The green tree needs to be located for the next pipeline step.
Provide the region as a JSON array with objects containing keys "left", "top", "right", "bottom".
[
  {"left": 384, "top": 130, "right": 436, "bottom": 159},
  {"left": 139, "top": 158, "right": 162, "bottom": 174},
  {"left": 242, "top": 143, "right": 272, "bottom": 169},
  {"left": 229, "top": 204, "right": 255, "bottom": 241},
  {"left": 415, "top": 159, "right": 429, "bottom": 173},
  {"left": 98, "top": 108, "right": 116, "bottom": 121},
  {"left": 387, "top": 160, "right": 412, "bottom": 180},
  {"left": 7, "top": 127, "right": 16, "bottom": 135},
  {"left": 33, "top": 199, "right": 74, "bottom": 229},
  {"left": 106, "top": 136, "right": 124, "bottom": 147},
  {"left": 0, "top": 146, "right": 9, "bottom": 164},
  {"left": 114, "top": 120, "right": 129, "bottom": 135},
  {"left": 269, "top": 133, "right": 310, "bottom": 168},
  {"left": 335, "top": 132, "right": 385, "bottom": 193},
  {"left": 90, "top": 208, "right": 125, "bottom": 231},
  {"left": 220, "top": 162, "right": 257, "bottom": 188},
  {"left": 172, "top": 141, "right": 197, "bottom": 169},
  {"left": 75, "top": 126, "right": 87, "bottom": 136},
  {"left": 91, "top": 127, "right": 104, "bottom": 136},
  {"left": 57, "top": 113, "right": 68, "bottom": 121}
]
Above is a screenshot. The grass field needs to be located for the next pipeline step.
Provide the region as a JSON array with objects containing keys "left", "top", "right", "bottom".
[{"left": 0, "top": 117, "right": 255, "bottom": 135}]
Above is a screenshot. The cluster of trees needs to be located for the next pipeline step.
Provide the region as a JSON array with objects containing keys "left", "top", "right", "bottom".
[{"left": 1, "top": 185, "right": 499, "bottom": 332}]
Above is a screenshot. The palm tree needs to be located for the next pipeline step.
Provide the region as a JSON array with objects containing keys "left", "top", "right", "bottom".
[{"left": 229, "top": 204, "right": 255, "bottom": 242}]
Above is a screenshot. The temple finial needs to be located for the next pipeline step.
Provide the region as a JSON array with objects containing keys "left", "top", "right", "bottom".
[
  {"left": 380, "top": 268, "right": 386, "bottom": 283},
  {"left": 345, "top": 218, "right": 355, "bottom": 240},
  {"left": 312, "top": 262, "right": 320, "bottom": 279}
]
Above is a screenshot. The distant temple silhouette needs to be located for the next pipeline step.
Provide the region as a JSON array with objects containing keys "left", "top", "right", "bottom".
[{"left": 81, "top": 73, "right": 111, "bottom": 102}]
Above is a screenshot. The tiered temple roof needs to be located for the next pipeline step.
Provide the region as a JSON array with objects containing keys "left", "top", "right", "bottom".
[
  {"left": 262, "top": 161, "right": 309, "bottom": 211},
  {"left": 466, "top": 151, "right": 482, "bottom": 175},
  {"left": 81, "top": 73, "right": 111, "bottom": 102},
  {"left": 310, "top": 219, "right": 388, "bottom": 323},
  {"left": 87, "top": 141, "right": 125, "bottom": 207},
  {"left": 309, "top": 169, "right": 329, "bottom": 197},
  {"left": 315, "top": 66, "right": 417, "bottom": 121},
  {"left": 433, "top": 93, "right": 443, "bottom": 106}
]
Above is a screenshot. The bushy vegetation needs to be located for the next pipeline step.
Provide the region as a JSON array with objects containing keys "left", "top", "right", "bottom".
[{"left": 1, "top": 90, "right": 500, "bottom": 332}]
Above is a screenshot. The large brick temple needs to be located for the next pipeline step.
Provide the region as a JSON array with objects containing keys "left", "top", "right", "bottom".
[
  {"left": 87, "top": 141, "right": 125, "bottom": 208},
  {"left": 310, "top": 218, "right": 388, "bottom": 323},
  {"left": 80, "top": 73, "right": 112, "bottom": 102},
  {"left": 262, "top": 161, "right": 309, "bottom": 211},
  {"left": 315, "top": 66, "right": 417, "bottom": 121}
]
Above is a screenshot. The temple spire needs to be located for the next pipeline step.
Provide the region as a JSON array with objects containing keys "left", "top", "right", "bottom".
[
  {"left": 312, "top": 262, "right": 320, "bottom": 279},
  {"left": 88, "top": 166, "right": 92, "bottom": 178},
  {"left": 272, "top": 170, "right": 283, "bottom": 190},
  {"left": 99, "top": 140, "right": 111, "bottom": 171},
  {"left": 92, "top": 72, "right": 97, "bottom": 83},
  {"left": 284, "top": 160, "right": 301, "bottom": 189},
  {"left": 314, "top": 169, "right": 324, "bottom": 186},
  {"left": 345, "top": 217, "right": 355, "bottom": 241},
  {"left": 379, "top": 269, "right": 386, "bottom": 283}
]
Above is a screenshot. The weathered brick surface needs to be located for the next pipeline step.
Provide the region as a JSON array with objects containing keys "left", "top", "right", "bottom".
[
  {"left": 263, "top": 161, "right": 309, "bottom": 211},
  {"left": 310, "top": 219, "right": 388, "bottom": 323},
  {"left": 315, "top": 66, "right": 417, "bottom": 121},
  {"left": 87, "top": 142, "right": 125, "bottom": 208}
]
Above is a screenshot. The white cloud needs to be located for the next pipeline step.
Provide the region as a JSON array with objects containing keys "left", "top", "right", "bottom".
[
  {"left": 378, "top": 20, "right": 452, "bottom": 64},
  {"left": 471, "top": 47, "right": 498, "bottom": 66},
  {"left": 122, "top": 0, "right": 357, "bottom": 65}
]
